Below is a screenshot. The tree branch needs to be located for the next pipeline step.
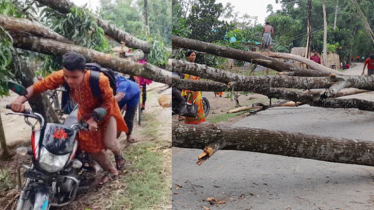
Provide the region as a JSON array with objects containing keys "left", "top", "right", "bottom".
[
  {"left": 11, "top": 33, "right": 171, "bottom": 85},
  {"left": 35, "top": 0, "right": 152, "bottom": 53},
  {"left": 172, "top": 36, "right": 332, "bottom": 77}
]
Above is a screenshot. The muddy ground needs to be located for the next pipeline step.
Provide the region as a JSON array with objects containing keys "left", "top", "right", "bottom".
[{"left": 0, "top": 82, "right": 171, "bottom": 210}]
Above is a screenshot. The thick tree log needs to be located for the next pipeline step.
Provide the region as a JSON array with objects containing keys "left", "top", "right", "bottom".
[
  {"left": 172, "top": 77, "right": 228, "bottom": 91},
  {"left": 35, "top": 0, "right": 152, "bottom": 53},
  {"left": 172, "top": 59, "right": 249, "bottom": 83},
  {"left": 172, "top": 77, "right": 374, "bottom": 112},
  {"left": 172, "top": 59, "right": 335, "bottom": 86},
  {"left": 172, "top": 36, "right": 330, "bottom": 77},
  {"left": 11, "top": 34, "right": 171, "bottom": 85},
  {"left": 268, "top": 52, "right": 344, "bottom": 75},
  {"left": 172, "top": 71, "right": 374, "bottom": 94},
  {"left": 173, "top": 123, "right": 374, "bottom": 166},
  {"left": 0, "top": 15, "right": 71, "bottom": 44}
]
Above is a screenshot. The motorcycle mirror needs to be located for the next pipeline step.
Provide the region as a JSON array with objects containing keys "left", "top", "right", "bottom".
[
  {"left": 92, "top": 107, "right": 107, "bottom": 121},
  {"left": 16, "top": 146, "right": 28, "bottom": 156},
  {"left": 7, "top": 81, "right": 28, "bottom": 96}
]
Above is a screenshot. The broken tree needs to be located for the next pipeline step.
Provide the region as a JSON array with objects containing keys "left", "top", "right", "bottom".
[
  {"left": 171, "top": 33, "right": 374, "bottom": 167},
  {"left": 173, "top": 123, "right": 374, "bottom": 167}
]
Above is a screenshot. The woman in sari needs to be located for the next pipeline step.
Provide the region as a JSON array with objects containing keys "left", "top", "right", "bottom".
[{"left": 182, "top": 51, "right": 206, "bottom": 124}]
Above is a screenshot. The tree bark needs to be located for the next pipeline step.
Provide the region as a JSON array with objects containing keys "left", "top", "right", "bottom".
[
  {"left": 172, "top": 60, "right": 331, "bottom": 87},
  {"left": 0, "top": 110, "right": 10, "bottom": 160},
  {"left": 172, "top": 67, "right": 374, "bottom": 93},
  {"left": 351, "top": 0, "right": 374, "bottom": 44},
  {"left": 172, "top": 36, "right": 328, "bottom": 77},
  {"left": 306, "top": 0, "right": 312, "bottom": 59},
  {"left": 35, "top": 0, "right": 152, "bottom": 53},
  {"left": 267, "top": 52, "right": 344, "bottom": 75},
  {"left": 172, "top": 77, "right": 374, "bottom": 112},
  {"left": 11, "top": 33, "right": 172, "bottom": 85},
  {"left": 144, "top": 0, "right": 149, "bottom": 35},
  {"left": 0, "top": 14, "right": 71, "bottom": 44},
  {"left": 334, "top": 4, "right": 338, "bottom": 30},
  {"left": 173, "top": 123, "right": 374, "bottom": 167},
  {"left": 322, "top": 0, "right": 328, "bottom": 66},
  {"left": 12, "top": 56, "right": 60, "bottom": 123}
]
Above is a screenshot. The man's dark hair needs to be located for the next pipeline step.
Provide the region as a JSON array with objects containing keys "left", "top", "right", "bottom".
[
  {"left": 62, "top": 52, "right": 86, "bottom": 71},
  {"left": 265, "top": 22, "right": 270, "bottom": 25},
  {"left": 185, "top": 50, "right": 195, "bottom": 57},
  {"left": 370, "top": 54, "right": 374, "bottom": 60}
]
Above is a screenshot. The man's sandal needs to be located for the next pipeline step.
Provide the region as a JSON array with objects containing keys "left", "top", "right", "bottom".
[
  {"left": 97, "top": 172, "right": 117, "bottom": 188},
  {"left": 115, "top": 155, "right": 126, "bottom": 171}
]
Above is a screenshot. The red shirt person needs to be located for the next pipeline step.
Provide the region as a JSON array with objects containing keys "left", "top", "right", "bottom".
[
  {"left": 362, "top": 55, "right": 374, "bottom": 76},
  {"left": 310, "top": 51, "right": 321, "bottom": 64}
]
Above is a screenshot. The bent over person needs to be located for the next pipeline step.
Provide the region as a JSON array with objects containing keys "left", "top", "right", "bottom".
[
  {"left": 9, "top": 52, "right": 127, "bottom": 187},
  {"left": 114, "top": 74, "right": 141, "bottom": 143}
]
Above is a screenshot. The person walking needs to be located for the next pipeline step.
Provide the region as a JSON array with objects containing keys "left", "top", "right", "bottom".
[{"left": 362, "top": 54, "right": 374, "bottom": 76}]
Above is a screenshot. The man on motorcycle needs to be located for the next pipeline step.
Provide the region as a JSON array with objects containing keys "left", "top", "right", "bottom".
[{"left": 10, "top": 52, "right": 126, "bottom": 186}]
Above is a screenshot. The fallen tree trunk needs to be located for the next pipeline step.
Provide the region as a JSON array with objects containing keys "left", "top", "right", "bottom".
[
  {"left": 172, "top": 74, "right": 374, "bottom": 93},
  {"left": 35, "top": 0, "right": 152, "bottom": 53},
  {"left": 0, "top": 15, "right": 71, "bottom": 44},
  {"left": 172, "top": 77, "right": 374, "bottom": 112},
  {"left": 11, "top": 33, "right": 171, "bottom": 85},
  {"left": 172, "top": 36, "right": 333, "bottom": 77},
  {"left": 173, "top": 123, "right": 374, "bottom": 166},
  {"left": 268, "top": 52, "right": 344, "bottom": 75}
]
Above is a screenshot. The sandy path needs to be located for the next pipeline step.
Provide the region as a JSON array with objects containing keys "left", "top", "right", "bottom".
[{"left": 1, "top": 93, "right": 32, "bottom": 146}]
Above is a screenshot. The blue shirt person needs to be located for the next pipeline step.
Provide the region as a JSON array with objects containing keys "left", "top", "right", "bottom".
[{"left": 114, "top": 75, "right": 141, "bottom": 142}]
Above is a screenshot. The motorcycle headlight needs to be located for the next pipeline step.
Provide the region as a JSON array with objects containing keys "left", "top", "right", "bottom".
[{"left": 39, "top": 147, "right": 70, "bottom": 173}]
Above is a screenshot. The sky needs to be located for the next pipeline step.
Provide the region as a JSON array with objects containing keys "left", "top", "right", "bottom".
[
  {"left": 72, "top": 0, "right": 101, "bottom": 13},
  {"left": 215, "top": 0, "right": 282, "bottom": 24},
  {"left": 71, "top": 0, "right": 282, "bottom": 23}
]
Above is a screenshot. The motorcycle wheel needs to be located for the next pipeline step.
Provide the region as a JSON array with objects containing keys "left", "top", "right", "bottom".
[{"left": 202, "top": 97, "right": 210, "bottom": 117}]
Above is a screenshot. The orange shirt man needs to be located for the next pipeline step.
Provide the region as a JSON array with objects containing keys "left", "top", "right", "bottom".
[{"left": 362, "top": 55, "right": 374, "bottom": 76}]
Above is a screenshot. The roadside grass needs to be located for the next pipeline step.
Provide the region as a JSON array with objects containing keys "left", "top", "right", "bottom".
[
  {"left": 111, "top": 112, "right": 170, "bottom": 210},
  {"left": 208, "top": 112, "right": 245, "bottom": 124}
]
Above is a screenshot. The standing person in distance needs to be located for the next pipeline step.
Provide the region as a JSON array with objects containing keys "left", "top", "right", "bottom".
[
  {"left": 260, "top": 22, "right": 274, "bottom": 53},
  {"left": 181, "top": 51, "right": 206, "bottom": 124}
]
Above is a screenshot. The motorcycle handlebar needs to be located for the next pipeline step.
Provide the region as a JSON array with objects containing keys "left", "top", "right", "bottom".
[{"left": 5, "top": 104, "right": 31, "bottom": 114}]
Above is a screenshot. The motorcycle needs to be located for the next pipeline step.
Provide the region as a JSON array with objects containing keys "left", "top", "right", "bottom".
[{"left": 6, "top": 81, "right": 107, "bottom": 210}]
